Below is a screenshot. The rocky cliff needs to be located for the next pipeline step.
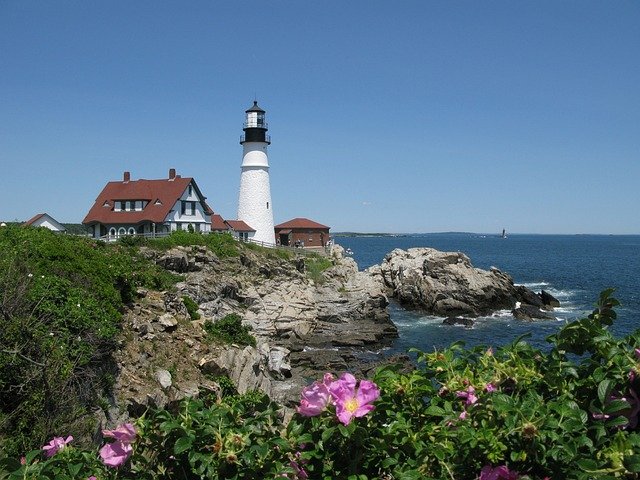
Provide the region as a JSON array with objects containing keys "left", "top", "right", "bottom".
[{"left": 107, "top": 244, "right": 397, "bottom": 424}]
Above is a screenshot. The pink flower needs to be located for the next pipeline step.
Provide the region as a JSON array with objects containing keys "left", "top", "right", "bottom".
[
  {"left": 99, "top": 440, "right": 133, "bottom": 468},
  {"left": 478, "top": 464, "right": 520, "bottom": 480},
  {"left": 297, "top": 380, "right": 332, "bottom": 417},
  {"left": 459, "top": 410, "right": 468, "bottom": 420},
  {"left": 20, "top": 457, "right": 26, "bottom": 465},
  {"left": 485, "top": 383, "right": 497, "bottom": 393},
  {"left": 42, "top": 436, "right": 73, "bottom": 457},
  {"left": 290, "top": 460, "right": 309, "bottom": 479},
  {"left": 102, "top": 423, "right": 136, "bottom": 443},
  {"left": 634, "top": 348, "right": 640, "bottom": 359},
  {"left": 88, "top": 477, "right": 97, "bottom": 480},
  {"left": 456, "top": 386, "right": 478, "bottom": 406},
  {"left": 329, "top": 373, "right": 380, "bottom": 425}
]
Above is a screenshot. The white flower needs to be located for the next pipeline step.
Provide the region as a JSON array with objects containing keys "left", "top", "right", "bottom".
[{"left": 28, "top": 273, "right": 33, "bottom": 278}]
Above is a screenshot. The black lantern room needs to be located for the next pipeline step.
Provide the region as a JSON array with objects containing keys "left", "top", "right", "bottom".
[{"left": 240, "top": 101, "right": 271, "bottom": 145}]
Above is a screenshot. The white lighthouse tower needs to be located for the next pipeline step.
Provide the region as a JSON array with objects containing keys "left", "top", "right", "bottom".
[{"left": 237, "top": 101, "right": 276, "bottom": 245}]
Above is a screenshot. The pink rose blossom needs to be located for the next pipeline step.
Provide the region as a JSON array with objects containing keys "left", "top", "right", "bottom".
[
  {"left": 456, "top": 386, "right": 478, "bottom": 406},
  {"left": 102, "top": 423, "right": 136, "bottom": 443},
  {"left": 329, "top": 373, "right": 380, "bottom": 425},
  {"left": 99, "top": 440, "right": 133, "bottom": 468},
  {"left": 42, "top": 436, "right": 73, "bottom": 457},
  {"left": 297, "top": 380, "right": 332, "bottom": 417},
  {"left": 478, "top": 464, "right": 520, "bottom": 480}
]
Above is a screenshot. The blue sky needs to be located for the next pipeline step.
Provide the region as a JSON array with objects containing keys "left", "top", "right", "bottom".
[{"left": 1, "top": 1, "right": 639, "bottom": 234}]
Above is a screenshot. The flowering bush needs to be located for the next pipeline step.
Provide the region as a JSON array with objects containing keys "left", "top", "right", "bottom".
[{"left": 4, "top": 290, "right": 640, "bottom": 479}]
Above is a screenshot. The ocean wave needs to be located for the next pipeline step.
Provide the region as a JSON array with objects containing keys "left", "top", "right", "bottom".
[{"left": 517, "top": 281, "right": 550, "bottom": 288}]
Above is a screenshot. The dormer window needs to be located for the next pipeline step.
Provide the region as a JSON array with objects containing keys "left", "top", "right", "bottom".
[{"left": 155, "top": 199, "right": 162, "bottom": 205}]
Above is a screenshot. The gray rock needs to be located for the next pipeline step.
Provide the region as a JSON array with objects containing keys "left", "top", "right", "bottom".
[
  {"left": 156, "top": 313, "right": 178, "bottom": 331},
  {"left": 155, "top": 369, "right": 172, "bottom": 389},
  {"left": 512, "top": 304, "right": 556, "bottom": 321},
  {"left": 541, "top": 290, "right": 561, "bottom": 308},
  {"left": 378, "top": 248, "right": 526, "bottom": 317}
]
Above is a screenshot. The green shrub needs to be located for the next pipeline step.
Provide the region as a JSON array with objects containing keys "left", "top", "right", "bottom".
[
  {"left": 147, "top": 231, "right": 239, "bottom": 258},
  {"left": 203, "top": 314, "right": 256, "bottom": 347},
  {"left": 182, "top": 295, "right": 201, "bottom": 320},
  {"left": 305, "top": 254, "right": 333, "bottom": 284},
  {"left": 0, "top": 226, "right": 179, "bottom": 457}
]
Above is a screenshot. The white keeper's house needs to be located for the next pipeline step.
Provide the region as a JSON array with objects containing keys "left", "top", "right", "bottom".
[{"left": 83, "top": 168, "right": 215, "bottom": 239}]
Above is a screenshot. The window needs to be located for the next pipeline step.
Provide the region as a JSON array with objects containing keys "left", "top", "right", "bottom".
[
  {"left": 128, "top": 227, "right": 136, "bottom": 235},
  {"left": 266, "top": 202, "right": 269, "bottom": 209},
  {"left": 188, "top": 185, "right": 193, "bottom": 196},
  {"left": 181, "top": 201, "right": 196, "bottom": 216},
  {"left": 109, "top": 228, "right": 116, "bottom": 237}
]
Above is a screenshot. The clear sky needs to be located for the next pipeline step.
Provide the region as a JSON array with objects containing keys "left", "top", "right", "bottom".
[{"left": 1, "top": 1, "right": 639, "bottom": 234}]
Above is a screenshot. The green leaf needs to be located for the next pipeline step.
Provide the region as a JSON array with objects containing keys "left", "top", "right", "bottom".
[
  {"left": 625, "top": 455, "right": 640, "bottom": 472},
  {"left": 321, "top": 426, "right": 336, "bottom": 442},
  {"left": 605, "top": 415, "right": 629, "bottom": 428},
  {"left": 425, "top": 405, "right": 445, "bottom": 416},
  {"left": 576, "top": 458, "right": 599, "bottom": 472},
  {"left": 68, "top": 463, "right": 82, "bottom": 477},
  {"left": 174, "top": 436, "right": 193, "bottom": 455},
  {"left": 338, "top": 424, "right": 350, "bottom": 438},
  {"left": 603, "top": 398, "right": 631, "bottom": 415},
  {"left": 597, "top": 379, "right": 613, "bottom": 405}
]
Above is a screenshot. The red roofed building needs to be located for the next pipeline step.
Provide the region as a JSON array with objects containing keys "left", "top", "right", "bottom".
[
  {"left": 83, "top": 169, "right": 214, "bottom": 239},
  {"left": 274, "top": 217, "right": 330, "bottom": 248},
  {"left": 225, "top": 220, "right": 256, "bottom": 242}
]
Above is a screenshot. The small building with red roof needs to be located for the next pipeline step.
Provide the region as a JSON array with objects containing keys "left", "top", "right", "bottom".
[
  {"left": 274, "top": 217, "right": 330, "bottom": 248},
  {"left": 23, "top": 213, "right": 66, "bottom": 233},
  {"left": 83, "top": 168, "right": 214, "bottom": 239},
  {"left": 224, "top": 219, "right": 256, "bottom": 242}
]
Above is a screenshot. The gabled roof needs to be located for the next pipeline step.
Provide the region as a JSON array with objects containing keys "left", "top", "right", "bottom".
[
  {"left": 24, "top": 213, "right": 66, "bottom": 231},
  {"left": 274, "top": 217, "right": 330, "bottom": 230},
  {"left": 83, "top": 173, "right": 209, "bottom": 225},
  {"left": 24, "top": 213, "right": 47, "bottom": 226},
  {"left": 211, "top": 214, "right": 228, "bottom": 231},
  {"left": 225, "top": 220, "right": 255, "bottom": 232}
]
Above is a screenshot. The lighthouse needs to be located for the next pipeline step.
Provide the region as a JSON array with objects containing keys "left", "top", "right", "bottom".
[{"left": 237, "top": 101, "right": 276, "bottom": 245}]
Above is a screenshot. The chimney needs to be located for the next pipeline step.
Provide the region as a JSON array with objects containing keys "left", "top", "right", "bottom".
[
  {"left": 169, "top": 168, "right": 176, "bottom": 180},
  {"left": 123, "top": 171, "right": 130, "bottom": 182}
]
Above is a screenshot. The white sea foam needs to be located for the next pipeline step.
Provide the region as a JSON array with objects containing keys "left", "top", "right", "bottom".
[{"left": 517, "top": 281, "right": 550, "bottom": 289}]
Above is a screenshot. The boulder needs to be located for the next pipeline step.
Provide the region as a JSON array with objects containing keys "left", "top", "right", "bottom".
[
  {"left": 541, "top": 290, "right": 561, "bottom": 308},
  {"left": 443, "top": 317, "right": 475, "bottom": 327},
  {"left": 377, "top": 248, "right": 519, "bottom": 316},
  {"left": 512, "top": 304, "right": 556, "bottom": 321}
]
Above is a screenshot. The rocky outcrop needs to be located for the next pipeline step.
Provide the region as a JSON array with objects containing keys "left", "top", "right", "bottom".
[
  {"left": 376, "top": 248, "right": 558, "bottom": 318},
  {"left": 107, "top": 243, "right": 398, "bottom": 426}
]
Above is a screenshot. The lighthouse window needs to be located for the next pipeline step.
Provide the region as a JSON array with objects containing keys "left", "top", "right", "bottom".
[{"left": 266, "top": 202, "right": 269, "bottom": 209}]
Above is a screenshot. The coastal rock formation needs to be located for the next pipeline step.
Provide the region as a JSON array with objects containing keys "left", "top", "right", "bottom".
[
  {"left": 108, "top": 244, "right": 398, "bottom": 424},
  {"left": 375, "top": 247, "right": 555, "bottom": 318}
]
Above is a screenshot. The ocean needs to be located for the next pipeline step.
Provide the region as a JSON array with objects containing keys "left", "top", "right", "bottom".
[{"left": 334, "top": 233, "right": 640, "bottom": 353}]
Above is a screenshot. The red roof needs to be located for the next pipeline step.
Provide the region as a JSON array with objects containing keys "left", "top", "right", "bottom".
[
  {"left": 274, "top": 217, "right": 330, "bottom": 230},
  {"left": 210, "top": 214, "right": 228, "bottom": 231},
  {"left": 225, "top": 220, "right": 255, "bottom": 232},
  {"left": 83, "top": 174, "right": 212, "bottom": 225},
  {"left": 24, "top": 213, "right": 46, "bottom": 226}
]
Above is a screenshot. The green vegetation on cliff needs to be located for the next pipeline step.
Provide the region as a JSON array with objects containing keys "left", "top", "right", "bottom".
[{"left": 0, "top": 226, "right": 179, "bottom": 456}]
